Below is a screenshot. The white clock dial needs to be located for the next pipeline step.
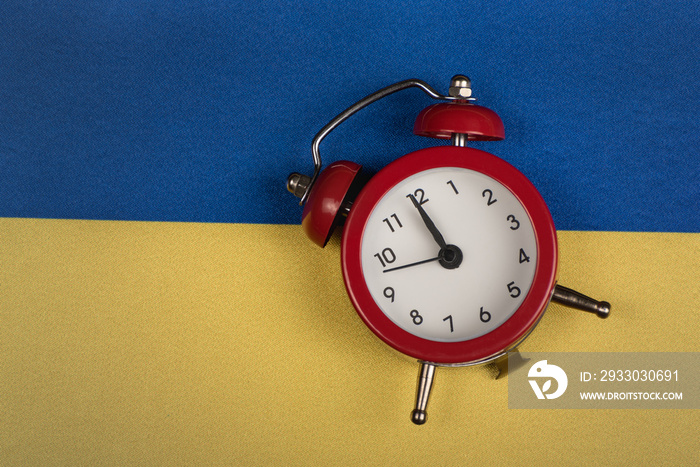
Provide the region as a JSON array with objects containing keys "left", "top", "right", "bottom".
[{"left": 360, "top": 167, "right": 538, "bottom": 342}]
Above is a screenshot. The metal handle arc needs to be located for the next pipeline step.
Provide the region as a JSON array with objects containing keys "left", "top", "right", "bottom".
[{"left": 299, "top": 79, "right": 454, "bottom": 205}]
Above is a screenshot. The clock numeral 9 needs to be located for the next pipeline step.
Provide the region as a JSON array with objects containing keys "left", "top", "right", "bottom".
[
  {"left": 409, "top": 309, "right": 423, "bottom": 325},
  {"left": 507, "top": 281, "right": 521, "bottom": 298},
  {"left": 383, "top": 287, "right": 395, "bottom": 302},
  {"left": 480, "top": 307, "right": 491, "bottom": 323},
  {"left": 374, "top": 248, "right": 396, "bottom": 268}
]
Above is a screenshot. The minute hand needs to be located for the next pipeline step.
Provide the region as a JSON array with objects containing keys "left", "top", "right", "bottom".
[
  {"left": 408, "top": 194, "right": 447, "bottom": 249},
  {"left": 383, "top": 256, "right": 441, "bottom": 273}
]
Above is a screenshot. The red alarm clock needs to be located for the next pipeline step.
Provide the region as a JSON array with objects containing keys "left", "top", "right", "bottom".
[{"left": 287, "top": 76, "right": 610, "bottom": 425}]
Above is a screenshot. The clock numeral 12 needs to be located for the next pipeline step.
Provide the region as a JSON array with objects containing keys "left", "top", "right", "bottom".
[
  {"left": 406, "top": 188, "right": 429, "bottom": 205},
  {"left": 382, "top": 213, "right": 403, "bottom": 232}
]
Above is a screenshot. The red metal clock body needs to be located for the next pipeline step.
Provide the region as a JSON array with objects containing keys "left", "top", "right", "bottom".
[
  {"left": 341, "top": 146, "right": 558, "bottom": 364},
  {"left": 286, "top": 76, "right": 609, "bottom": 424}
]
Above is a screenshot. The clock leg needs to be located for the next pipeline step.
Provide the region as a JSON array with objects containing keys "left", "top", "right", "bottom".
[
  {"left": 551, "top": 285, "right": 611, "bottom": 319},
  {"left": 493, "top": 348, "right": 531, "bottom": 379},
  {"left": 411, "top": 362, "right": 436, "bottom": 425}
]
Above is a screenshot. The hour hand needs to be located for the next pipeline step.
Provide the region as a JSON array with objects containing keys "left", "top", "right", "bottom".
[
  {"left": 408, "top": 194, "right": 447, "bottom": 249},
  {"left": 407, "top": 194, "right": 463, "bottom": 270}
]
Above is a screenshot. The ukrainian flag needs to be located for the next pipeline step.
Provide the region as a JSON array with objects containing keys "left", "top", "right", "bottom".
[{"left": 1, "top": 2, "right": 698, "bottom": 465}]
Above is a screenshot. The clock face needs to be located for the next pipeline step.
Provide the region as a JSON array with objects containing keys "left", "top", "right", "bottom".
[
  {"left": 359, "top": 167, "right": 537, "bottom": 342},
  {"left": 342, "top": 146, "right": 558, "bottom": 364}
]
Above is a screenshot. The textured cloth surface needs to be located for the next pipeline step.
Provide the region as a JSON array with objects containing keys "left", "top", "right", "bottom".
[
  {"left": 1, "top": 219, "right": 698, "bottom": 465},
  {"left": 0, "top": 1, "right": 698, "bottom": 231},
  {"left": 1, "top": 1, "right": 698, "bottom": 464}
]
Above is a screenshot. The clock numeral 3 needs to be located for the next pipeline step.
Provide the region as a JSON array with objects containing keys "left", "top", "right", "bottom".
[
  {"left": 382, "top": 213, "right": 403, "bottom": 232},
  {"left": 507, "top": 214, "right": 520, "bottom": 230},
  {"left": 507, "top": 281, "right": 521, "bottom": 298},
  {"left": 406, "top": 188, "right": 429, "bottom": 205},
  {"left": 480, "top": 307, "right": 491, "bottom": 323},
  {"left": 410, "top": 309, "right": 423, "bottom": 325},
  {"left": 374, "top": 248, "right": 396, "bottom": 268}
]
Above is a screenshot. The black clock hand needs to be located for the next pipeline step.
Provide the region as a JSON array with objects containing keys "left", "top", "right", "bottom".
[
  {"left": 407, "top": 194, "right": 463, "bottom": 270},
  {"left": 408, "top": 194, "right": 447, "bottom": 249},
  {"left": 383, "top": 256, "right": 441, "bottom": 273}
]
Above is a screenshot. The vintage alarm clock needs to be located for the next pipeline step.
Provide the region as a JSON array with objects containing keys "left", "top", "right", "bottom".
[{"left": 286, "top": 76, "right": 610, "bottom": 425}]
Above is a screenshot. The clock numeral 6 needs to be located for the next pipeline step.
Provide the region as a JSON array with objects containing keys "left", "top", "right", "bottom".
[
  {"left": 383, "top": 287, "right": 395, "bottom": 302},
  {"left": 479, "top": 307, "right": 491, "bottom": 323},
  {"left": 374, "top": 248, "right": 396, "bottom": 268},
  {"left": 507, "top": 281, "right": 521, "bottom": 298},
  {"left": 410, "top": 309, "right": 423, "bottom": 325}
]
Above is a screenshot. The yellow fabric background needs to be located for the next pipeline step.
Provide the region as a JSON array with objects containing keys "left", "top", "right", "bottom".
[{"left": 1, "top": 218, "right": 698, "bottom": 465}]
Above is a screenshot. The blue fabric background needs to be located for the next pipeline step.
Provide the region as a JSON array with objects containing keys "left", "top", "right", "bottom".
[{"left": 1, "top": 1, "right": 698, "bottom": 231}]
